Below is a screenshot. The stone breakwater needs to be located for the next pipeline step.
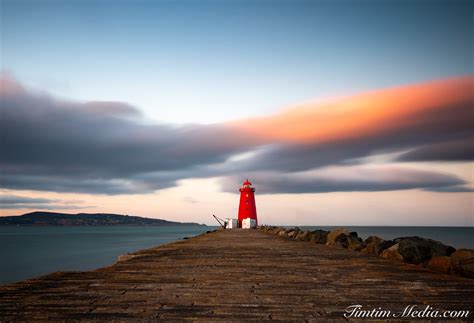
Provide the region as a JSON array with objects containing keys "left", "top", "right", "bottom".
[
  {"left": 1, "top": 229, "right": 474, "bottom": 320},
  {"left": 258, "top": 226, "right": 474, "bottom": 279}
]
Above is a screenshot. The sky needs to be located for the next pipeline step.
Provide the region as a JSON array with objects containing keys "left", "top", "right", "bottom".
[{"left": 0, "top": 0, "right": 473, "bottom": 225}]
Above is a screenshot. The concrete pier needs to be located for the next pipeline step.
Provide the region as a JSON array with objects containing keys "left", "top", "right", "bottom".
[{"left": 0, "top": 229, "right": 473, "bottom": 320}]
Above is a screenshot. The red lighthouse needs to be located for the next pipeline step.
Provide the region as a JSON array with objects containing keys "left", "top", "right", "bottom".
[{"left": 238, "top": 179, "right": 258, "bottom": 227}]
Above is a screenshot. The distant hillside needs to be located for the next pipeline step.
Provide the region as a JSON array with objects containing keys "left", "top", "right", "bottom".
[{"left": 0, "top": 211, "right": 205, "bottom": 226}]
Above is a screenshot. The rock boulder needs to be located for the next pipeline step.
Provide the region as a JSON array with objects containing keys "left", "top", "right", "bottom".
[
  {"left": 347, "top": 235, "right": 364, "bottom": 250},
  {"left": 450, "top": 249, "right": 474, "bottom": 279},
  {"left": 326, "top": 228, "right": 349, "bottom": 246},
  {"left": 364, "top": 236, "right": 384, "bottom": 245},
  {"left": 426, "top": 256, "right": 451, "bottom": 274},
  {"left": 309, "top": 230, "right": 328, "bottom": 244},
  {"left": 381, "top": 244, "right": 404, "bottom": 261},
  {"left": 395, "top": 237, "right": 456, "bottom": 265},
  {"left": 376, "top": 240, "right": 396, "bottom": 255},
  {"left": 326, "top": 228, "right": 363, "bottom": 249},
  {"left": 296, "top": 230, "right": 311, "bottom": 242},
  {"left": 277, "top": 229, "right": 288, "bottom": 237},
  {"left": 361, "top": 236, "right": 384, "bottom": 255}
]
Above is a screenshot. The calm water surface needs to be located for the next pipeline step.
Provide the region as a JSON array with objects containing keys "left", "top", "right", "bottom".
[{"left": 0, "top": 226, "right": 214, "bottom": 285}]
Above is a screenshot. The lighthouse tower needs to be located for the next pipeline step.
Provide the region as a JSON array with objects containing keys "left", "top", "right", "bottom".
[{"left": 238, "top": 179, "right": 258, "bottom": 227}]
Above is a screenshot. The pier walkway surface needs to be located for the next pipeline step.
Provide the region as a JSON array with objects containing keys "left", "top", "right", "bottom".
[{"left": 0, "top": 229, "right": 473, "bottom": 321}]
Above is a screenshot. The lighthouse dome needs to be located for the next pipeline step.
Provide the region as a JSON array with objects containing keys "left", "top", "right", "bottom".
[{"left": 243, "top": 179, "right": 252, "bottom": 186}]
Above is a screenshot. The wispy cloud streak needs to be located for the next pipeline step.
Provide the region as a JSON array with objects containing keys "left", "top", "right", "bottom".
[{"left": 0, "top": 194, "right": 89, "bottom": 210}]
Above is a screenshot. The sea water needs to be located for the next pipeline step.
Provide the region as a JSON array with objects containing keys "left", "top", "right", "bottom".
[{"left": 0, "top": 226, "right": 214, "bottom": 285}]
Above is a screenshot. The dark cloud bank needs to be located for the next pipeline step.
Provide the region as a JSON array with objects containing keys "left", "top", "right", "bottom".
[
  {"left": 0, "top": 75, "right": 473, "bottom": 198},
  {"left": 0, "top": 194, "right": 88, "bottom": 210}
]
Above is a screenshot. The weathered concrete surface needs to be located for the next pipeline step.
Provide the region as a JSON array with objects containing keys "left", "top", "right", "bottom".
[{"left": 0, "top": 229, "right": 473, "bottom": 321}]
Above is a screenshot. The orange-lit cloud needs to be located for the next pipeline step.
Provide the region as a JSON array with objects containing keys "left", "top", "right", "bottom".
[{"left": 230, "top": 76, "right": 473, "bottom": 144}]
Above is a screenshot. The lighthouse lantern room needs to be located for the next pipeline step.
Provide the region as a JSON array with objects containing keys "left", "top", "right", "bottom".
[{"left": 238, "top": 179, "right": 258, "bottom": 229}]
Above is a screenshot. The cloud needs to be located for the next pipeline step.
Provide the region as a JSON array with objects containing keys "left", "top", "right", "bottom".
[
  {"left": 230, "top": 76, "right": 474, "bottom": 144},
  {"left": 183, "top": 196, "right": 199, "bottom": 204},
  {"left": 0, "top": 204, "right": 91, "bottom": 210},
  {"left": 0, "top": 75, "right": 259, "bottom": 194},
  {"left": 81, "top": 101, "right": 143, "bottom": 118},
  {"left": 1, "top": 74, "right": 472, "bottom": 195},
  {"left": 0, "top": 194, "right": 89, "bottom": 209},
  {"left": 396, "top": 138, "right": 474, "bottom": 162},
  {"left": 0, "top": 195, "right": 59, "bottom": 204},
  {"left": 227, "top": 76, "right": 474, "bottom": 172},
  {"left": 424, "top": 186, "right": 474, "bottom": 193},
  {"left": 220, "top": 165, "right": 469, "bottom": 194}
]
